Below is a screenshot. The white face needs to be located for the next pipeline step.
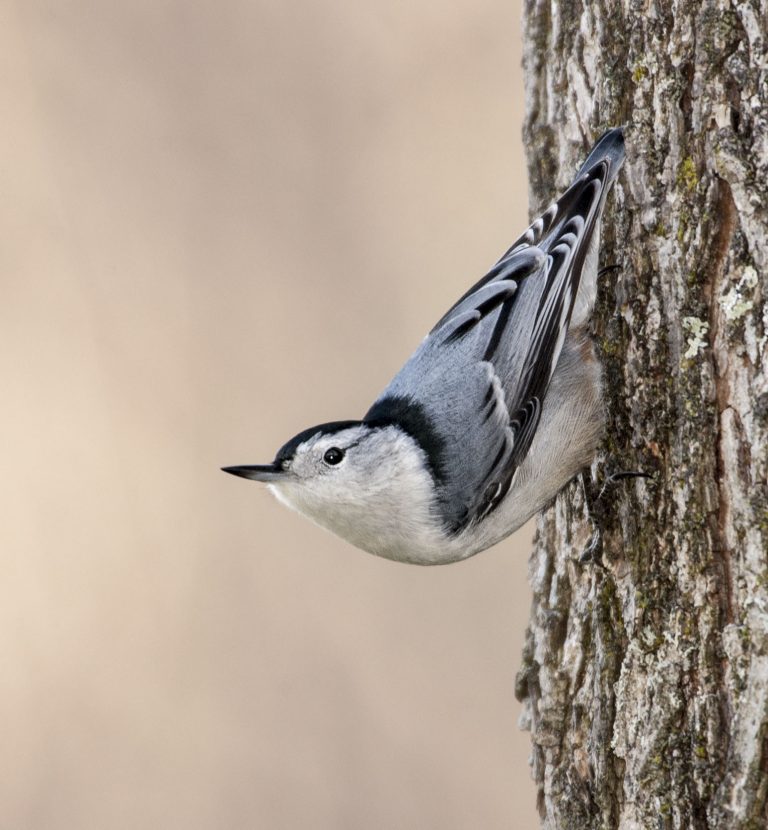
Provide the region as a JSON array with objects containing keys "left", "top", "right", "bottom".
[
  {"left": 267, "top": 424, "right": 443, "bottom": 561},
  {"left": 272, "top": 424, "right": 405, "bottom": 506}
]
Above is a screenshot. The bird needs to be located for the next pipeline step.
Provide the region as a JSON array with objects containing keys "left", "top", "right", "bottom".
[{"left": 223, "top": 127, "right": 626, "bottom": 565}]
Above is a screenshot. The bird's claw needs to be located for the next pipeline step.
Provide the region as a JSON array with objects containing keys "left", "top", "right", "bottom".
[
  {"left": 597, "top": 263, "right": 622, "bottom": 279},
  {"left": 597, "top": 469, "right": 652, "bottom": 501}
]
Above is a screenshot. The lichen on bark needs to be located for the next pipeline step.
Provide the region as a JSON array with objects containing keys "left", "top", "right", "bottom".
[{"left": 515, "top": 1, "right": 768, "bottom": 828}]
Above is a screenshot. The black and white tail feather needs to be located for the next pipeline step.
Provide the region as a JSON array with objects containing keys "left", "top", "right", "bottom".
[{"left": 364, "top": 128, "right": 626, "bottom": 534}]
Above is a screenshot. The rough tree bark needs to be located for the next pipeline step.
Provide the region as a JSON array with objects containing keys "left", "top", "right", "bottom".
[{"left": 515, "top": 2, "right": 768, "bottom": 828}]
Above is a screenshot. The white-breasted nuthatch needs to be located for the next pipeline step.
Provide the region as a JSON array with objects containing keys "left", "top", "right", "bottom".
[{"left": 224, "top": 128, "right": 625, "bottom": 565}]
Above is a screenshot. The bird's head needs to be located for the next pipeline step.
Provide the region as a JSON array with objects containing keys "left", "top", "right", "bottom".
[{"left": 223, "top": 420, "right": 442, "bottom": 559}]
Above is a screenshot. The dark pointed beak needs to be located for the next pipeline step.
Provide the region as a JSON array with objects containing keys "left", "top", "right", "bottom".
[{"left": 221, "top": 464, "right": 284, "bottom": 483}]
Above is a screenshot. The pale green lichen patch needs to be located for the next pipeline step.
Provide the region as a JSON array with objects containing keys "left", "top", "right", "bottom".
[
  {"left": 677, "top": 157, "right": 699, "bottom": 192},
  {"left": 632, "top": 62, "right": 648, "bottom": 83},
  {"left": 721, "top": 266, "right": 758, "bottom": 322},
  {"left": 682, "top": 316, "right": 709, "bottom": 359}
]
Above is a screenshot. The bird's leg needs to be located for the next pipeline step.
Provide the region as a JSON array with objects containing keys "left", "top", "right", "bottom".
[
  {"left": 579, "top": 470, "right": 606, "bottom": 567},
  {"left": 579, "top": 464, "right": 653, "bottom": 566},
  {"left": 598, "top": 469, "right": 652, "bottom": 500},
  {"left": 580, "top": 523, "right": 605, "bottom": 567}
]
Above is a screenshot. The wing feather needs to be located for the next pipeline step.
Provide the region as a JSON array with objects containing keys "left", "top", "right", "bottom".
[{"left": 365, "top": 133, "right": 624, "bottom": 533}]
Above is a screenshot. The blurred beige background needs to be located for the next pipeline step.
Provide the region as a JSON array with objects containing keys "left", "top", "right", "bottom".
[{"left": 1, "top": 1, "right": 538, "bottom": 828}]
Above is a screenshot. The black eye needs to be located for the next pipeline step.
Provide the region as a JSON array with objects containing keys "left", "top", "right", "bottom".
[{"left": 323, "top": 447, "right": 344, "bottom": 466}]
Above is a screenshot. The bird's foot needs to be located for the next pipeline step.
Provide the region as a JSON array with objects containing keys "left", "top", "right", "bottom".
[
  {"left": 578, "top": 465, "right": 652, "bottom": 567},
  {"left": 597, "top": 263, "right": 622, "bottom": 279},
  {"left": 579, "top": 526, "right": 605, "bottom": 567},
  {"left": 597, "top": 469, "right": 652, "bottom": 501}
]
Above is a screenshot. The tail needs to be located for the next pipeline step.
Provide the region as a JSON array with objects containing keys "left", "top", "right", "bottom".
[
  {"left": 576, "top": 127, "right": 626, "bottom": 182},
  {"left": 431, "top": 127, "right": 626, "bottom": 335},
  {"left": 567, "top": 126, "right": 625, "bottom": 326}
]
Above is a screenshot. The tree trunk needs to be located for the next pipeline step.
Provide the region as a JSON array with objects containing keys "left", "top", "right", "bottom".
[{"left": 515, "top": 2, "right": 768, "bottom": 828}]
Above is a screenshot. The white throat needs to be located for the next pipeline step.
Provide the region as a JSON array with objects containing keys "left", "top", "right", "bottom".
[{"left": 269, "top": 429, "right": 456, "bottom": 564}]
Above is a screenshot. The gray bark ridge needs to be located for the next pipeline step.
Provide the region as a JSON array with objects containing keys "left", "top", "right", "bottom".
[{"left": 516, "top": 1, "right": 768, "bottom": 828}]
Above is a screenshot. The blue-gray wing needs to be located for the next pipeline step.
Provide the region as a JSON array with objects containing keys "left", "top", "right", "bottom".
[{"left": 365, "top": 130, "right": 624, "bottom": 533}]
